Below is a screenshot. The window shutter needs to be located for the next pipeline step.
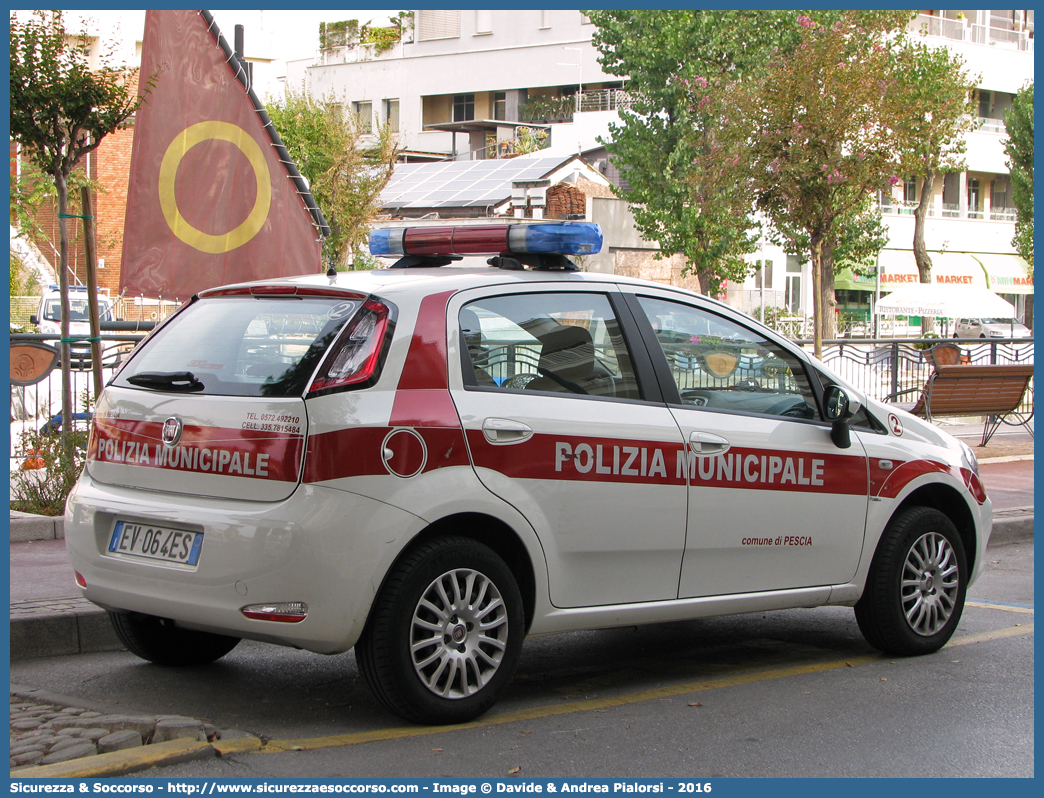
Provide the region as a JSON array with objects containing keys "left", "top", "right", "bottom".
[{"left": 418, "top": 10, "right": 461, "bottom": 41}]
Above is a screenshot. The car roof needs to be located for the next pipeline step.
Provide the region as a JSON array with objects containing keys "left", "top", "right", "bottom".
[{"left": 215, "top": 263, "right": 718, "bottom": 308}]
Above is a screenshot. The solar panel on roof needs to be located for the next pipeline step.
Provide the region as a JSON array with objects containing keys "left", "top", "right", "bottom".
[{"left": 380, "top": 154, "right": 578, "bottom": 208}]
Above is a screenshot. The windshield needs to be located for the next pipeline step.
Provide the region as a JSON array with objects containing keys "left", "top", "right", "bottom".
[
  {"left": 114, "top": 295, "right": 362, "bottom": 397},
  {"left": 981, "top": 318, "right": 1018, "bottom": 325},
  {"left": 42, "top": 297, "right": 113, "bottom": 322}
]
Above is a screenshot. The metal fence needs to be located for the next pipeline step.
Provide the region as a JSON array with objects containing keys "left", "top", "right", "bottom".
[{"left": 796, "top": 338, "right": 1034, "bottom": 415}]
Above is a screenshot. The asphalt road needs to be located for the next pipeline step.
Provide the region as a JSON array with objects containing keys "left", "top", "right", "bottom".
[{"left": 11, "top": 539, "right": 1033, "bottom": 778}]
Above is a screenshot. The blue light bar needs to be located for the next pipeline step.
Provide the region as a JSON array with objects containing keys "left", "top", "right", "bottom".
[{"left": 368, "top": 223, "right": 603, "bottom": 257}]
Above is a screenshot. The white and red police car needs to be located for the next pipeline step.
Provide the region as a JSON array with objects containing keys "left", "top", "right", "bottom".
[{"left": 65, "top": 221, "right": 991, "bottom": 724}]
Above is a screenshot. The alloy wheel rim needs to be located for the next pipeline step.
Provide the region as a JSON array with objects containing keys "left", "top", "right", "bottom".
[
  {"left": 410, "top": 568, "right": 509, "bottom": 699},
  {"left": 901, "top": 532, "right": 960, "bottom": 636}
]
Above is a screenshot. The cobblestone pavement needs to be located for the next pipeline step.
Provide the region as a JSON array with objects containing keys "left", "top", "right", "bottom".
[{"left": 10, "top": 694, "right": 220, "bottom": 771}]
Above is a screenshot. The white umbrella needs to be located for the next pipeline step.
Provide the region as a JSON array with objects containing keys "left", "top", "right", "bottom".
[{"left": 875, "top": 283, "right": 1016, "bottom": 318}]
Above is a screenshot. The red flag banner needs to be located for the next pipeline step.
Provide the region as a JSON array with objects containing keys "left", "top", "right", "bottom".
[{"left": 121, "top": 10, "right": 326, "bottom": 299}]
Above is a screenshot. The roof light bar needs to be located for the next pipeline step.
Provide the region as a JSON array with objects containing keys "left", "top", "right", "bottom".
[{"left": 369, "top": 222, "right": 603, "bottom": 258}]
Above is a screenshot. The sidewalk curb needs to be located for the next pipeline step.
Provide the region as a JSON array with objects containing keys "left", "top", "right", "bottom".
[
  {"left": 988, "top": 507, "right": 1034, "bottom": 547},
  {"left": 10, "top": 598, "right": 121, "bottom": 660},
  {"left": 9, "top": 511, "right": 63, "bottom": 542},
  {"left": 11, "top": 738, "right": 217, "bottom": 779}
]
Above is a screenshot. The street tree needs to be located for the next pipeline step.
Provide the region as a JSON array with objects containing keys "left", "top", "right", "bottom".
[
  {"left": 586, "top": 9, "right": 799, "bottom": 295},
  {"left": 10, "top": 10, "right": 151, "bottom": 457},
  {"left": 1004, "top": 82, "right": 1033, "bottom": 275},
  {"left": 266, "top": 89, "right": 400, "bottom": 269},
  {"left": 892, "top": 37, "right": 979, "bottom": 316},
  {"left": 733, "top": 11, "right": 913, "bottom": 356}
]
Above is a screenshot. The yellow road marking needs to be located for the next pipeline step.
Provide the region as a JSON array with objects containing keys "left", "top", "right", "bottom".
[
  {"left": 966, "top": 600, "right": 1034, "bottom": 614},
  {"left": 260, "top": 623, "right": 1033, "bottom": 754},
  {"left": 945, "top": 623, "right": 1033, "bottom": 646},
  {"left": 263, "top": 655, "right": 884, "bottom": 753}
]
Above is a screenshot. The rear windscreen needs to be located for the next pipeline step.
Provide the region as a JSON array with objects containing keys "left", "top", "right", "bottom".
[{"left": 115, "top": 296, "right": 362, "bottom": 397}]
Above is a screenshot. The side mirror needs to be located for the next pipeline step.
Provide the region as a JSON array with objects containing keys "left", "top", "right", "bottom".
[
  {"left": 824, "top": 386, "right": 852, "bottom": 449},
  {"left": 29, "top": 315, "right": 39, "bottom": 326}
]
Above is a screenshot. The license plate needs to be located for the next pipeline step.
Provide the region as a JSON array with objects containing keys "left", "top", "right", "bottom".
[{"left": 108, "top": 521, "right": 203, "bottom": 566}]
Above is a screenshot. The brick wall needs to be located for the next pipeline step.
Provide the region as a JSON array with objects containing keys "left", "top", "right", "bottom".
[{"left": 93, "top": 122, "right": 135, "bottom": 295}]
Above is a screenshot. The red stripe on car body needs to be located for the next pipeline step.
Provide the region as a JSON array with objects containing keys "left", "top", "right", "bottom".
[
  {"left": 89, "top": 418, "right": 303, "bottom": 482},
  {"left": 467, "top": 430, "right": 870, "bottom": 495}
]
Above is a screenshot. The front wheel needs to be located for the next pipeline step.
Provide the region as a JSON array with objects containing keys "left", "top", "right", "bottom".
[
  {"left": 855, "top": 507, "right": 967, "bottom": 655},
  {"left": 109, "top": 611, "right": 240, "bottom": 665},
  {"left": 356, "top": 537, "right": 524, "bottom": 724}
]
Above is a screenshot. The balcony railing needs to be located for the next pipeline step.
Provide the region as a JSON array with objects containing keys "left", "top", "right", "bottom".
[
  {"left": 911, "top": 14, "right": 1034, "bottom": 52},
  {"left": 578, "top": 88, "right": 634, "bottom": 113},
  {"left": 977, "top": 116, "right": 1007, "bottom": 134}
]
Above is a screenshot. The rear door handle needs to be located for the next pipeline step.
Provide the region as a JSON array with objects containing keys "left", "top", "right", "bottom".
[
  {"left": 482, "top": 418, "right": 534, "bottom": 445},
  {"left": 689, "top": 431, "right": 730, "bottom": 455}
]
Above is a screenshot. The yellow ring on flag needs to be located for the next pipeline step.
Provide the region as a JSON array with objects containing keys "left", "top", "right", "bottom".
[{"left": 158, "top": 121, "right": 272, "bottom": 254}]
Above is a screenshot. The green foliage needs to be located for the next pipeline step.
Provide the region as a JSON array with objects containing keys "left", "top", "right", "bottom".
[
  {"left": 10, "top": 425, "right": 89, "bottom": 516},
  {"left": 586, "top": 9, "right": 801, "bottom": 295},
  {"left": 321, "top": 12, "right": 412, "bottom": 55},
  {"left": 1005, "top": 83, "right": 1034, "bottom": 274},
  {"left": 319, "top": 20, "right": 360, "bottom": 50},
  {"left": 266, "top": 89, "right": 401, "bottom": 268},
  {"left": 10, "top": 11, "right": 149, "bottom": 182},
  {"left": 892, "top": 35, "right": 979, "bottom": 284},
  {"left": 518, "top": 95, "right": 575, "bottom": 123},
  {"left": 512, "top": 126, "right": 549, "bottom": 155},
  {"left": 731, "top": 11, "right": 914, "bottom": 354},
  {"left": 894, "top": 39, "right": 978, "bottom": 175},
  {"left": 10, "top": 157, "right": 103, "bottom": 262},
  {"left": 10, "top": 390, "right": 93, "bottom": 516},
  {"left": 749, "top": 305, "right": 792, "bottom": 333}
]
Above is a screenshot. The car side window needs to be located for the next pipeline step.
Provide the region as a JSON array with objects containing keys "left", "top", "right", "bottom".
[
  {"left": 636, "top": 295, "right": 819, "bottom": 420},
  {"left": 460, "top": 293, "right": 640, "bottom": 400}
]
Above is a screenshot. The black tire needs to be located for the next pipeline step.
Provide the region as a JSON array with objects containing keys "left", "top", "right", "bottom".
[
  {"left": 855, "top": 507, "right": 967, "bottom": 656},
  {"left": 109, "top": 611, "right": 240, "bottom": 666},
  {"left": 356, "top": 537, "right": 524, "bottom": 725}
]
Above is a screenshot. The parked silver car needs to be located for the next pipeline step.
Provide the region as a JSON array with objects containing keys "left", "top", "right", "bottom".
[{"left": 954, "top": 318, "right": 1032, "bottom": 338}]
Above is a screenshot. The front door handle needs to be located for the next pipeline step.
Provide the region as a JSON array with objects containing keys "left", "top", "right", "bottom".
[
  {"left": 482, "top": 418, "right": 534, "bottom": 445},
  {"left": 689, "top": 431, "right": 730, "bottom": 455}
]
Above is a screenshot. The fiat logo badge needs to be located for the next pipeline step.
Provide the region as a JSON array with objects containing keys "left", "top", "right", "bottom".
[{"left": 161, "top": 417, "right": 183, "bottom": 447}]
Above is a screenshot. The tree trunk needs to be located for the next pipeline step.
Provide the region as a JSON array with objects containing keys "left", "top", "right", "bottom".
[
  {"left": 913, "top": 171, "right": 935, "bottom": 335},
  {"left": 696, "top": 265, "right": 715, "bottom": 299},
  {"left": 820, "top": 237, "right": 837, "bottom": 340},
  {"left": 55, "top": 172, "right": 74, "bottom": 462},
  {"left": 810, "top": 234, "right": 824, "bottom": 359},
  {"left": 81, "top": 186, "right": 104, "bottom": 397}
]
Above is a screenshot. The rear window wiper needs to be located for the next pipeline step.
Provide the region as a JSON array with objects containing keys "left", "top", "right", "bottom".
[{"left": 126, "top": 371, "right": 205, "bottom": 392}]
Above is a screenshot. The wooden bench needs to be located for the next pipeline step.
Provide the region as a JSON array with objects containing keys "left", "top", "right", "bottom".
[{"left": 886, "top": 363, "right": 1034, "bottom": 445}]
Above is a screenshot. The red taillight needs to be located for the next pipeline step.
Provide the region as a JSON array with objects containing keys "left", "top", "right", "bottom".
[
  {"left": 241, "top": 602, "right": 308, "bottom": 623},
  {"left": 74, "top": 571, "right": 86, "bottom": 588},
  {"left": 307, "top": 299, "right": 391, "bottom": 395}
]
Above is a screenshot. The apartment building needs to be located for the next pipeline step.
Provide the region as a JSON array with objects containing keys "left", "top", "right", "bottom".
[
  {"left": 285, "top": 10, "right": 623, "bottom": 163},
  {"left": 289, "top": 9, "right": 1033, "bottom": 328}
]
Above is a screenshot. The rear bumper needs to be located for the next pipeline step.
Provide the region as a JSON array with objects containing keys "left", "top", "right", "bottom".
[{"left": 64, "top": 475, "right": 425, "bottom": 653}]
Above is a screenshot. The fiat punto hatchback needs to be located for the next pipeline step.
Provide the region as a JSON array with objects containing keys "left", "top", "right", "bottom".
[{"left": 66, "top": 222, "right": 991, "bottom": 724}]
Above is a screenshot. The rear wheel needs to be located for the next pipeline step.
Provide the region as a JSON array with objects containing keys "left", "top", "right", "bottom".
[
  {"left": 357, "top": 537, "right": 524, "bottom": 724},
  {"left": 109, "top": 611, "right": 240, "bottom": 665},
  {"left": 855, "top": 507, "right": 967, "bottom": 655}
]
